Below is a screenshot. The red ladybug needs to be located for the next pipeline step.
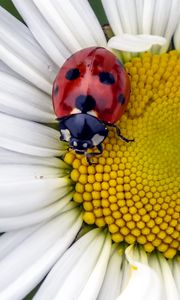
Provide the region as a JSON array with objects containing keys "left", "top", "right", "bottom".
[{"left": 52, "top": 47, "right": 133, "bottom": 163}]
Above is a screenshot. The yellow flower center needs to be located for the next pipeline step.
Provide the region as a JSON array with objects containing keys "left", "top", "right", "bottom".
[{"left": 64, "top": 50, "right": 180, "bottom": 259}]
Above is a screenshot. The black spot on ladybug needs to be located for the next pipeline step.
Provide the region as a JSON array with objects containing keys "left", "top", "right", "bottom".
[
  {"left": 99, "top": 72, "right": 115, "bottom": 85},
  {"left": 65, "top": 68, "right": 80, "bottom": 80},
  {"left": 76, "top": 95, "right": 96, "bottom": 113},
  {"left": 54, "top": 85, "right": 59, "bottom": 96},
  {"left": 118, "top": 94, "right": 125, "bottom": 105}
]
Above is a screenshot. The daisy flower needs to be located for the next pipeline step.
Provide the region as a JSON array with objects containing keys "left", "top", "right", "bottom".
[{"left": 0, "top": 0, "right": 179, "bottom": 299}]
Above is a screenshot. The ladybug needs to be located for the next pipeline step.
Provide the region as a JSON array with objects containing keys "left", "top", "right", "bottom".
[{"left": 52, "top": 47, "right": 133, "bottom": 163}]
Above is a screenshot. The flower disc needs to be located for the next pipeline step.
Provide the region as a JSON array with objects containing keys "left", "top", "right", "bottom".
[{"left": 64, "top": 51, "right": 180, "bottom": 259}]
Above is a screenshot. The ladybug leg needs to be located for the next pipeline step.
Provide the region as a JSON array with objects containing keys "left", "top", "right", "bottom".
[
  {"left": 106, "top": 123, "right": 134, "bottom": 143},
  {"left": 85, "top": 144, "right": 103, "bottom": 165},
  {"left": 118, "top": 134, "right": 134, "bottom": 143}
]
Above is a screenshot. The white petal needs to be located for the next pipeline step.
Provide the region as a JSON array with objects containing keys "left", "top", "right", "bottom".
[
  {"left": 0, "top": 163, "right": 69, "bottom": 182},
  {"left": 0, "top": 113, "right": 66, "bottom": 156},
  {"left": 34, "top": 229, "right": 111, "bottom": 300},
  {"left": 148, "top": 254, "right": 165, "bottom": 297},
  {"left": 142, "top": 0, "right": 156, "bottom": 34},
  {"left": 0, "top": 165, "right": 69, "bottom": 182},
  {"left": 116, "top": 0, "right": 138, "bottom": 34},
  {"left": 119, "top": 245, "right": 148, "bottom": 294},
  {"left": 108, "top": 34, "right": 166, "bottom": 52},
  {"left": 0, "top": 147, "right": 68, "bottom": 168},
  {"left": 78, "top": 233, "right": 111, "bottom": 300},
  {"left": 52, "top": 0, "right": 97, "bottom": 47},
  {"left": 0, "top": 208, "right": 82, "bottom": 300},
  {"left": 32, "top": 0, "right": 106, "bottom": 53},
  {"left": 119, "top": 257, "right": 131, "bottom": 293},
  {"left": 0, "top": 60, "right": 25, "bottom": 79},
  {"left": 32, "top": 0, "right": 80, "bottom": 52},
  {"left": 152, "top": 0, "right": 180, "bottom": 53},
  {"left": 102, "top": 0, "right": 123, "bottom": 35},
  {"left": 72, "top": 0, "right": 107, "bottom": 47},
  {"left": 172, "top": 258, "right": 180, "bottom": 296},
  {"left": 0, "top": 71, "right": 55, "bottom": 122},
  {"left": 0, "top": 225, "right": 39, "bottom": 260},
  {"left": 157, "top": 253, "right": 179, "bottom": 300},
  {"left": 152, "top": 0, "right": 172, "bottom": 36},
  {"left": 161, "top": 0, "right": 180, "bottom": 52},
  {"left": 135, "top": 0, "right": 144, "bottom": 32},
  {"left": 0, "top": 177, "right": 72, "bottom": 216},
  {"left": 0, "top": 7, "right": 57, "bottom": 94},
  {"left": 174, "top": 20, "right": 180, "bottom": 50},
  {"left": 12, "top": 0, "right": 70, "bottom": 66},
  {"left": 116, "top": 245, "right": 162, "bottom": 300},
  {"left": 98, "top": 246, "right": 125, "bottom": 300},
  {"left": 148, "top": 253, "right": 180, "bottom": 300},
  {"left": 0, "top": 192, "right": 74, "bottom": 231}
]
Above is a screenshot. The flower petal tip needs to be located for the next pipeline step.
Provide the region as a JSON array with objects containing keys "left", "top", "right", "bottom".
[{"left": 108, "top": 34, "right": 166, "bottom": 52}]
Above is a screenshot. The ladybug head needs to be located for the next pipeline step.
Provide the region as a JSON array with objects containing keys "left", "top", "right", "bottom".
[
  {"left": 59, "top": 113, "right": 108, "bottom": 154},
  {"left": 69, "top": 138, "right": 92, "bottom": 154}
]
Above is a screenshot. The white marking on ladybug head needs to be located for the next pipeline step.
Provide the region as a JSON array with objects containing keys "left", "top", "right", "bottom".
[
  {"left": 87, "top": 110, "right": 98, "bottom": 117},
  {"left": 60, "top": 129, "right": 71, "bottom": 142},
  {"left": 91, "top": 134, "right": 105, "bottom": 146},
  {"left": 71, "top": 108, "right": 81, "bottom": 114},
  {"left": 83, "top": 142, "right": 88, "bottom": 148},
  {"left": 73, "top": 141, "right": 78, "bottom": 146}
]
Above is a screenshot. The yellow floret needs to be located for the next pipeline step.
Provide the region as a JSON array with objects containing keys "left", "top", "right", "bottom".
[
  {"left": 83, "top": 202, "right": 93, "bottom": 211},
  {"left": 70, "top": 169, "right": 80, "bottom": 182},
  {"left": 83, "top": 192, "right": 92, "bottom": 201},
  {"left": 125, "top": 235, "right": 136, "bottom": 244},
  {"left": 95, "top": 218, "right": 106, "bottom": 227},
  {"left": 83, "top": 212, "right": 95, "bottom": 224},
  {"left": 79, "top": 174, "right": 88, "bottom": 185},
  {"left": 112, "top": 233, "right": 124, "bottom": 243},
  {"left": 109, "top": 224, "right": 119, "bottom": 233},
  {"left": 73, "top": 192, "right": 83, "bottom": 203},
  {"left": 67, "top": 51, "right": 180, "bottom": 259},
  {"left": 64, "top": 151, "right": 75, "bottom": 165},
  {"left": 72, "top": 158, "right": 81, "bottom": 169}
]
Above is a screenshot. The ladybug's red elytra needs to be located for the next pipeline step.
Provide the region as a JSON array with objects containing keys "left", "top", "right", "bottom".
[{"left": 52, "top": 47, "right": 133, "bottom": 163}]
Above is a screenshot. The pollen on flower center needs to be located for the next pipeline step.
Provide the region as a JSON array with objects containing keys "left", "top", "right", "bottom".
[{"left": 64, "top": 51, "right": 180, "bottom": 259}]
